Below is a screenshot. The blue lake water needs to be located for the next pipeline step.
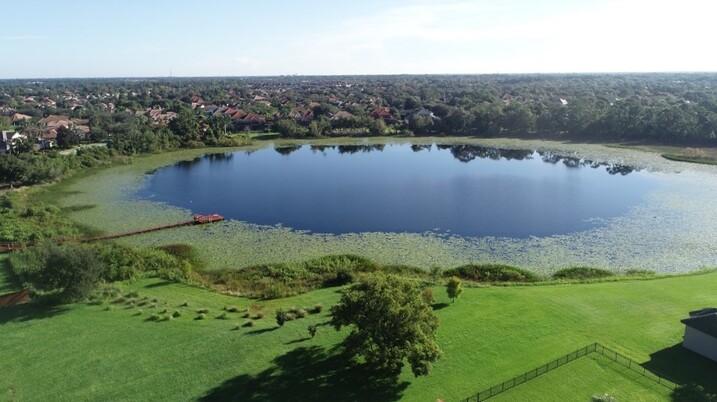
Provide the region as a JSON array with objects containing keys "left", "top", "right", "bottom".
[{"left": 136, "top": 143, "right": 662, "bottom": 238}]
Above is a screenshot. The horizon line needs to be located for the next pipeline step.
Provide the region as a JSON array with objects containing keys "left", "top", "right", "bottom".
[{"left": 2, "top": 70, "right": 717, "bottom": 81}]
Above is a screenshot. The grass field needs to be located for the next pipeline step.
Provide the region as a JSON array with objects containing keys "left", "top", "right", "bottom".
[
  {"left": 4, "top": 139, "right": 717, "bottom": 401},
  {"left": 489, "top": 354, "right": 673, "bottom": 402},
  {"left": 2, "top": 264, "right": 716, "bottom": 401},
  {"left": 0, "top": 255, "right": 18, "bottom": 294}
]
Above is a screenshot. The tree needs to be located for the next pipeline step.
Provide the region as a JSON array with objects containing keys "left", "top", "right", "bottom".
[
  {"left": 25, "top": 244, "right": 105, "bottom": 301},
  {"left": 56, "top": 125, "right": 82, "bottom": 148},
  {"left": 11, "top": 135, "right": 34, "bottom": 154},
  {"left": 331, "top": 273, "right": 442, "bottom": 377},
  {"left": 369, "top": 118, "right": 388, "bottom": 136},
  {"left": 446, "top": 276, "right": 463, "bottom": 303},
  {"left": 274, "top": 119, "right": 308, "bottom": 138},
  {"left": 169, "top": 108, "right": 201, "bottom": 146}
]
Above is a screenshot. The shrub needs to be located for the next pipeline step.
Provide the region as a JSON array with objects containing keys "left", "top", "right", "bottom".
[
  {"left": 308, "top": 304, "right": 323, "bottom": 314},
  {"left": 447, "top": 276, "right": 463, "bottom": 303},
  {"left": 308, "top": 324, "right": 317, "bottom": 338},
  {"left": 295, "top": 309, "right": 307, "bottom": 319},
  {"left": 148, "top": 313, "right": 160, "bottom": 321},
  {"left": 421, "top": 287, "right": 435, "bottom": 305},
  {"left": 196, "top": 313, "right": 206, "bottom": 320},
  {"left": 429, "top": 265, "right": 443, "bottom": 279},
  {"left": 444, "top": 264, "right": 540, "bottom": 283},
  {"left": 553, "top": 267, "right": 614, "bottom": 280},
  {"left": 135, "top": 309, "right": 143, "bottom": 316},
  {"left": 159, "top": 309, "right": 168, "bottom": 314},
  {"left": 625, "top": 269, "right": 655, "bottom": 276},
  {"left": 172, "top": 310, "right": 182, "bottom": 318},
  {"left": 243, "top": 320, "right": 255, "bottom": 328},
  {"left": 197, "top": 308, "right": 209, "bottom": 314},
  {"left": 276, "top": 309, "right": 288, "bottom": 327},
  {"left": 591, "top": 394, "right": 617, "bottom": 402},
  {"left": 125, "top": 291, "right": 140, "bottom": 298},
  {"left": 162, "top": 315, "right": 174, "bottom": 322},
  {"left": 217, "top": 312, "right": 229, "bottom": 320},
  {"left": 226, "top": 306, "right": 240, "bottom": 313},
  {"left": 254, "top": 312, "right": 265, "bottom": 320},
  {"left": 180, "top": 301, "right": 189, "bottom": 307}
]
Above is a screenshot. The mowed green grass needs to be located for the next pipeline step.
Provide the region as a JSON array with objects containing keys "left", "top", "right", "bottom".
[
  {"left": 1, "top": 269, "right": 717, "bottom": 401},
  {"left": 489, "top": 354, "right": 672, "bottom": 402},
  {"left": 0, "top": 255, "right": 19, "bottom": 293}
]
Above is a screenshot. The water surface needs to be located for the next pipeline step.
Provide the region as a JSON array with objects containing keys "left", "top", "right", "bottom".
[{"left": 137, "top": 144, "right": 660, "bottom": 238}]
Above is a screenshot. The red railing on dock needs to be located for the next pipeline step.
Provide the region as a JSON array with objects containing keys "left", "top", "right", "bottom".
[{"left": 0, "top": 214, "right": 224, "bottom": 252}]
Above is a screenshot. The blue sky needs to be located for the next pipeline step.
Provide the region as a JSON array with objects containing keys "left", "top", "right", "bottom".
[{"left": 1, "top": 0, "right": 715, "bottom": 78}]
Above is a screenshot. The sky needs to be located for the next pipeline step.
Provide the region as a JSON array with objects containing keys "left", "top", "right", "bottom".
[{"left": 1, "top": 0, "right": 715, "bottom": 78}]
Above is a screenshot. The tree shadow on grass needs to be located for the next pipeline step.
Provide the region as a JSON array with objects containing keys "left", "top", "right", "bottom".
[
  {"left": 0, "top": 299, "right": 69, "bottom": 325},
  {"left": 143, "top": 280, "right": 174, "bottom": 288},
  {"left": 245, "top": 327, "right": 279, "bottom": 336},
  {"left": 199, "top": 345, "right": 409, "bottom": 402},
  {"left": 285, "top": 337, "right": 311, "bottom": 345},
  {"left": 432, "top": 302, "right": 450, "bottom": 311},
  {"left": 642, "top": 343, "right": 717, "bottom": 400}
]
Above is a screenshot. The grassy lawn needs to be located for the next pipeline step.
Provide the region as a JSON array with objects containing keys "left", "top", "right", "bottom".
[
  {"left": 0, "top": 254, "right": 19, "bottom": 294},
  {"left": 489, "top": 353, "right": 673, "bottom": 402},
  {"left": 2, "top": 272, "right": 716, "bottom": 401}
]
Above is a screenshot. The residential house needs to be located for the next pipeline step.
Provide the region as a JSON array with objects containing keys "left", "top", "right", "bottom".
[
  {"left": 11, "top": 113, "right": 32, "bottom": 124},
  {"left": 370, "top": 107, "right": 397, "bottom": 124},
  {"left": 682, "top": 308, "right": 717, "bottom": 362},
  {"left": 233, "top": 113, "right": 268, "bottom": 132},
  {"left": 403, "top": 108, "right": 440, "bottom": 125}
]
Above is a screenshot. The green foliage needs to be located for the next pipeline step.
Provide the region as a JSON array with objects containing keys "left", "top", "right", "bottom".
[
  {"left": 274, "top": 119, "right": 309, "bottom": 138},
  {"left": 331, "top": 273, "right": 442, "bottom": 377},
  {"left": 194, "top": 254, "right": 379, "bottom": 299},
  {"left": 553, "top": 267, "right": 614, "bottom": 280},
  {"left": 156, "top": 244, "right": 206, "bottom": 270},
  {"left": 671, "top": 384, "right": 717, "bottom": 402},
  {"left": 308, "top": 324, "right": 317, "bottom": 338},
  {"left": 56, "top": 126, "right": 83, "bottom": 148},
  {"left": 624, "top": 269, "right": 655, "bottom": 276},
  {"left": 276, "top": 309, "right": 287, "bottom": 327},
  {"left": 308, "top": 304, "right": 323, "bottom": 314},
  {"left": 8, "top": 240, "right": 193, "bottom": 303},
  {"left": 10, "top": 242, "right": 104, "bottom": 301},
  {"left": 0, "top": 193, "right": 83, "bottom": 242},
  {"left": 446, "top": 276, "right": 463, "bottom": 303},
  {"left": 421, "top": 286, "right": 435, "bottom": 305},
  {"left": 445, "top": 264, "right": 540, "bottom": 283}
]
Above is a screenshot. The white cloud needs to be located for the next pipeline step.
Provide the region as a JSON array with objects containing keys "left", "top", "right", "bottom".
[{"left": 273, "top": 0, "right": 717, "bottom": 74}]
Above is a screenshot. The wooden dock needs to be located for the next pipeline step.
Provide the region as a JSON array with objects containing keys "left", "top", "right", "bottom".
[{"left": 0, "top": 214, "right": 224, "bottom": 252}]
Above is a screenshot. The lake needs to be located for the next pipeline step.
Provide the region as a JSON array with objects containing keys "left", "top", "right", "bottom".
[{"left": 137, "top": 143, "right": 662, "bottom": 238}]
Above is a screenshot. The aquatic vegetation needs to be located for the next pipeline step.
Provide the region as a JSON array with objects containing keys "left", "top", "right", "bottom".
[{"left": 48, "top": 139, "right": 717, "bottom": 274}]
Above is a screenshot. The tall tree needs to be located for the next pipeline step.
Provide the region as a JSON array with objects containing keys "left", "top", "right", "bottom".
[{"left": 331, "top": 273, "right": 442, "bottom": 377}]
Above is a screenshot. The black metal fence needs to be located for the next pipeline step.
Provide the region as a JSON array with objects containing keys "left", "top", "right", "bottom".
[{"left": 461, "top": 342, "right": 676, "bottom": 402}]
